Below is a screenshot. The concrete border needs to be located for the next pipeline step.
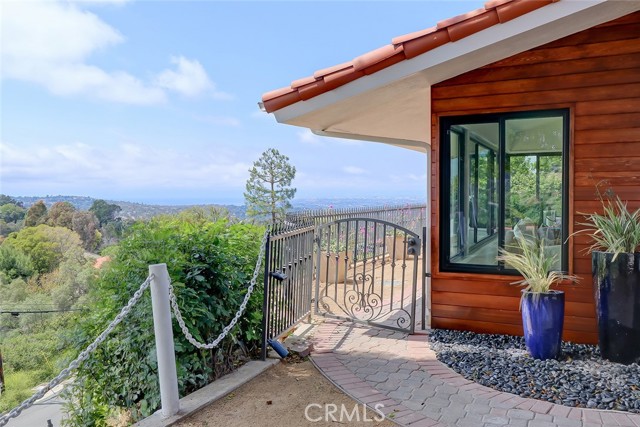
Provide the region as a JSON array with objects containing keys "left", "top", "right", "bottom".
[{"left": 134, "top": 359, "right": 279, "bottom": 427}]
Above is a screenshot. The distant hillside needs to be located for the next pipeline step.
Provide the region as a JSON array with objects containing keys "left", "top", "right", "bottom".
[
  {"left": 10, "top": 195, "right": 425, "bottom": 221},
  {"left": 11, "top": 195, "right": 246, "bottom": 220},
  {"left": 290, "top": 197, "right": 424, "bottom": 211}
]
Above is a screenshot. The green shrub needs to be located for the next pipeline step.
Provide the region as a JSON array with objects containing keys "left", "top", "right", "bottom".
[
  {"left": 0, "top": 371, "right": 40, "bottom": 413},
  {"left": 66, "top": 216, "right": 264, "bottom": 424},
  {"left": 0, "top": 244, "right": 34, "bottom": 281},
  {"left": 2, "top": 329, "right": 61, "bottom": 376}
]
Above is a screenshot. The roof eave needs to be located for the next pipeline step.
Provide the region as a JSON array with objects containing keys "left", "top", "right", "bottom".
[{"left": 267, "top": 0, "right": 639, "bottom": 146}]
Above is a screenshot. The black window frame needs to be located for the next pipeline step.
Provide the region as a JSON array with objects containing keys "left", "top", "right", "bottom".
[{"left": 439, "top": 109, "right": 570, "bottom": 275}]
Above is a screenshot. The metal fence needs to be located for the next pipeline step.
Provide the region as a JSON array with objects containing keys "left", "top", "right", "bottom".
[
  {"left": 260, "top": 222, "right": 315, "bottom": 360},
  {"left": 286, "top": 204, "right": 427, "bottom": 236},
  {"left": 261, "top": 204, "right": 429, "bottom": 357},
  {"left": 314, "top": 218, "right": 423, "bottom": 333}
]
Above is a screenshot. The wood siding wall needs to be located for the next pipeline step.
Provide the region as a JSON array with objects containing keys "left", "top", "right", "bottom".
[{"left": 430, "top": 12, "right": 640, "bottom": 344}]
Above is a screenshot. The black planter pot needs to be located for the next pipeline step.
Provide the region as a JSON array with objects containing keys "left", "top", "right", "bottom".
[
  {"left": 521, "top": 290, "right": 565, "bottom": 360},
  {"left": 592, "top": 251, "right": 640, "bottom": 365}
]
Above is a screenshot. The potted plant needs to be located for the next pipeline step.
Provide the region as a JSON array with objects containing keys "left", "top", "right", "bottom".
[
  {"left": 578, "top": 195, "right": 640, "bottom": 364},
  {"left": 319, "top": 249, "right": 348, "bottom": 283},
  {"left": 318, "top": 234, "right": 350, "bottom": 283},
  {"left": 385, "top": 231, "right": 407, "bottom": 260},
  {"left": 497, "top": 238, "right": 576, "bottom": 360}
]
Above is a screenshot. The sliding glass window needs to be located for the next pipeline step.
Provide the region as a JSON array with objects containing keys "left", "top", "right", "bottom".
[{"left": 440, "top": 110, "right": 569, "bottom": 274}]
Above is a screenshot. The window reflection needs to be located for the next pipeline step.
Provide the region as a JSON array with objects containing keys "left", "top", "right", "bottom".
[{"left": 443, "top": 113, "right": 566, "bottom": 272}]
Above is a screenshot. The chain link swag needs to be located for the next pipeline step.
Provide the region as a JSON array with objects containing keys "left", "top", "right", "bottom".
[
  {"left": 0, "top": 276, "right": 153, "bottom": 427},
  {"left": 169, "top": 229, "right": 268, "bottom": 349},
  {"left": 0, "top": 228, "right": 269, "bottom": 425}
]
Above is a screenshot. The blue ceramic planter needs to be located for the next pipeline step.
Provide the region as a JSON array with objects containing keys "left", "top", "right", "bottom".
[
  {"left": 592, "top": 251, "right": 640, "bottom": 365},
  {"left": 521, "top": 290, "right": 565, "bottom": 360}
]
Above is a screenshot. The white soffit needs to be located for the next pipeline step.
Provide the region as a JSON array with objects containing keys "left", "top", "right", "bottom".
[{"left": 272, "top": 0, "right": 640, "bottom": 148}]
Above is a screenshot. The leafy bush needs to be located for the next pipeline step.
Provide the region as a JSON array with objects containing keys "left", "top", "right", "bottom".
[
  {"left": 66, "top": 216, "right": 264, "bottom": 424},
  {"left": 0, "top": 371, "right": 40, "bottom": 413},
  {"left": 0, "top": 244, "right": 34, "bottom": 282},
  {"left": 2, "top": 330, "right": 61, "bottom": 376},
  {"left": 0, "top": 317, "right": 76, "bottom": 413},
  {"left": 2, "top": 225, "right": 84, "bottom": 274}
]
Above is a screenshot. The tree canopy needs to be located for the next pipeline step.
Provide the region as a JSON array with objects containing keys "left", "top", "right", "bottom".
[
  {"left": 0, "top": 195, "right": 23, "bottom": 207},
  {"left": 24, "top": 200, "right": 48, "bottom": 227},
  {"left": 72, "top": 211, "right": 101, "bottom": 251},
  {"left": 0, "top": 203, "right": 26, "bottom": 224},
  {"left": 3, "top": 224, "right": 83, "bottom": 274},
  {"left": 89, "top": 199, "right": 121, "bottom": 226},
  {"left": 244, "top": 148, "right": 296, "bottom": 223},
  {"left": 47, "top": 201, "right": 76, "bottom": 229}
]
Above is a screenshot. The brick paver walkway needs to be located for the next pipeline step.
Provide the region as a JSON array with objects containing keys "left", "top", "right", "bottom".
[{"left": 308, "top": 319, "right": 640, "bottom": 427}]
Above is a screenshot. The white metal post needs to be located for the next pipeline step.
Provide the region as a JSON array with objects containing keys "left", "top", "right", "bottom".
[{"left": 149, "top": 263, "right": 180, "bottom": 417}]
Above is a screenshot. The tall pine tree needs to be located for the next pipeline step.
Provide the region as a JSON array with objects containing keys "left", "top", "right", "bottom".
[{"left": 244, "top": 148, "right": 296, "bottom": 223}]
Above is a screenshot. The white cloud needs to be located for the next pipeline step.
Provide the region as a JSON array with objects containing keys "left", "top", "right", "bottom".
[
  {"left": 0, "top": 141, "right": 251, "bottom": 192},
  {"left": 1, "top": 1, "right": 164, "bottom": 105},
  {"left": 343, "top": 166, "right": 366, "bottom": 175},
  {"left": 154, "top": 56, "right": 228, "bottom": 99},
  {"left": 1, "top": 2, "right": 227, "bottom": 105}
]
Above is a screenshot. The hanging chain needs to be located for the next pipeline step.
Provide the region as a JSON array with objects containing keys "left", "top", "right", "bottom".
[
  {"left": 169, "top": 229, "right": 269, "bottom": 349},
  {"left": 0, "top": 276, "right": 154, "bottom": 427},
  {"left": 1, "top": 227, "right": 270, "bottom": 424}
]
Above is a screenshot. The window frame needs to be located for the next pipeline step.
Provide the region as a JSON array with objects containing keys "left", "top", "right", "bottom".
[{"left": 439, "top": 109, "right": 570, "bottom": 275}]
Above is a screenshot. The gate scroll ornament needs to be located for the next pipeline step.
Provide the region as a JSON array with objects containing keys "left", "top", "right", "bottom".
[{"left": 315, "top": 218, "right": 420, "bottom": 334}]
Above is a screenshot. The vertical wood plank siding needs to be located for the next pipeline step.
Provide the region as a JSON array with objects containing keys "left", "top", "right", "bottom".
[{"left": 430, "top": 12, "right": 640, "bottom": 344}]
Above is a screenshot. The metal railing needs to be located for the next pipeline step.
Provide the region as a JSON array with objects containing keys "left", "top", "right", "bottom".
[
  {"left": 261, "top": 222, "right": 315, "bottom": 360},
  {"left": 287, "top": 204, "right": 427, "bottom": 236}
]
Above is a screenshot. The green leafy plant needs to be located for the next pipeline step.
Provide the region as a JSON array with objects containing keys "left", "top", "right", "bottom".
[
  {"left": 497, "top": 237, "right": 576, "bottom": 302},
  {"left": 577, "top": 195, "right": 640, "bottom": 260},
  {"left": 65, "top": 216, "right": 265, "bottom": 424}
]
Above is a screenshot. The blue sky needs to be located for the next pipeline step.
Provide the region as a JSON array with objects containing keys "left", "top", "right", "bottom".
[{"left": 1, "top": 0, "right": 481, "bottom": 205}]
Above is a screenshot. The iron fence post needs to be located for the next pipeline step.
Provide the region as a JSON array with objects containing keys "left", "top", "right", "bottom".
[
  {"left": 260, "top": 234, "right": 271, "bottom": 361},
  {"left": 422, "top": 226, "right": 427, "bottom": 330}
]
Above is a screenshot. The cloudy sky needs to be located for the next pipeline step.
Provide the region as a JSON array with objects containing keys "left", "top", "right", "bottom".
[{"left": 1, "top": 0, "right": 479, "bottom": 205}]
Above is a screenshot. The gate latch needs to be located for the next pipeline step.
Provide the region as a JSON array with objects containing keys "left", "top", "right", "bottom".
[
  {"left": 406, "top": 237, "right": 421, "bottom": 256},
  {"left": 270, "top": 271, "right": 288, "bottom": 281}
]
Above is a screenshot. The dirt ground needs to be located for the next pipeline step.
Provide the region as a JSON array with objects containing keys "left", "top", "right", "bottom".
[{"left": 175, "top": 360, "right": 396, "bottom": 427}]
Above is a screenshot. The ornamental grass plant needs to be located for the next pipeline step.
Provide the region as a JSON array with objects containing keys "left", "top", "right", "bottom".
[
  {"left": 497, "top": 237, "right": 576, "bottom": 304},
  {"left": 577, "top": 195, "right": 640, "bottom": 260}
]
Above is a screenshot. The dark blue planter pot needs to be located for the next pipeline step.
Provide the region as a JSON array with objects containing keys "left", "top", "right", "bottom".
[
  {"left": 521, "top": 290, "right": 565, "bottom": 360},
  {"left": 592, "top": 251, "right": 640, "bottom": 365}
]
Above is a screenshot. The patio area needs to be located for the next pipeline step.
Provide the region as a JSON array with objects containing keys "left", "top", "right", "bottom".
[{"left": 305, "top": 319, "right": 640, "bottom": 427}]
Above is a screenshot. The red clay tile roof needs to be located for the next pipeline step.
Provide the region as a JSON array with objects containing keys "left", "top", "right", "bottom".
[{"left": 261, "top": 0, "right": 559, "bottom": 113}]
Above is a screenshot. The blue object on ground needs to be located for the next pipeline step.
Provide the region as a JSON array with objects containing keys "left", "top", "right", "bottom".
[{"left": 268, "top": 339, "right": 289, "bottom": 358}]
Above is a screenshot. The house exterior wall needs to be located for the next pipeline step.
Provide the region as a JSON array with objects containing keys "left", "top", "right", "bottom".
[{"left": 430, "top": 12, "right": 640, "bottom": 344}]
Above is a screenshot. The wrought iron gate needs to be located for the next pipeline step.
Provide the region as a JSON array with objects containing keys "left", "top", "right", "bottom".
[
  {"left": 261, "top": 223, "right": 315, "bottom": 360},
  {"left": 314, "top": 218, "right": 422, "bottom": 333}
]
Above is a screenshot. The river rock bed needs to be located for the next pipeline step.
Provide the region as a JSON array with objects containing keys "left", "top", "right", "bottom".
[{"left": 429, "top": 329, "right": 640, "bottom": 413}]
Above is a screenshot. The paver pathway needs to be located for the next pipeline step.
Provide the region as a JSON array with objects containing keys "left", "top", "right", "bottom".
[{"left": 308, "top": 319, "right": 640, "bottom": 427}]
